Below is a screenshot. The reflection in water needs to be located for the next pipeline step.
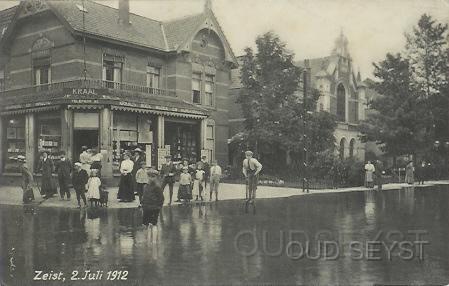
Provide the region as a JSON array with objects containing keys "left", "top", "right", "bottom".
[{"left": 0, "top": 186, "right": 448, "bottom": 285}]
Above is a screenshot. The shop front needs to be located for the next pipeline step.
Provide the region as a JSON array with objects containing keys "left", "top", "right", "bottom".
[{"left": 0, "top": 86, "right": 210, "bottom": 179}]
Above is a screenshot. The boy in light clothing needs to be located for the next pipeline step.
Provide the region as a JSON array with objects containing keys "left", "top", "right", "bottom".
[
  {"left": 209, "top": 160, "right": 222, "bottom": 201},
  {"left": 135, "top": 161, "right": 149, "bottom": 207},
  {"left": 193, "top": 165, "right": 205, "bottom": 201}
]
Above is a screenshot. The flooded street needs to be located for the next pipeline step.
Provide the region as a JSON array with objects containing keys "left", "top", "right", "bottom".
[{"left": 1, "top": 186, "right": 448, "bottom": 285}]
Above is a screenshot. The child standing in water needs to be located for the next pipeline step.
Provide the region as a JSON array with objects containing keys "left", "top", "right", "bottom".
[
  {"left": 86, "top": 169, "right": 101, "bottom": 207},
  {"left": 142, "top": 168, "right": 164, "bottom": 243}
]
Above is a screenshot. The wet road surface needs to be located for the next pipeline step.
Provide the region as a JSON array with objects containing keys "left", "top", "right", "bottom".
[{"left": 0, "top": 185, "right": 448, "bottom": 285}]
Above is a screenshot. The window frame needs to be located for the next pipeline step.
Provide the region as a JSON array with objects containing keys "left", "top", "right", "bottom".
[
  {"left": 192, "top": 72, "right": 202, "bottom": 104},
  {"left": 146, "top": 66, "right": 161, "bottom": 89},
  {"left": 204, "top": 74, "right": 215, "bottom": 106}
]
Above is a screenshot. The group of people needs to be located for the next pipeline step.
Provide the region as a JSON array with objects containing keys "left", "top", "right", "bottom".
[
  {"left": 364, "top": 159, "right": 431, "bottom": 190},
  {"left": 19, "top": 147, "right": 104, "bottom": 207}
]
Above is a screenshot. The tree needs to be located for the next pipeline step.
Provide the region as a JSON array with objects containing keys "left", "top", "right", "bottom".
[
  {"left": 360, "top": 53, "right": 428, "bottom": 158},
  {"left": 361, "top": 14, "right": 449, "bottom": 162},
  {"left": 238, "top": 32, "right": 336, "bottom": 176},
  {"left": 405, "top": 14, "right": 449, "bottom": 145}
]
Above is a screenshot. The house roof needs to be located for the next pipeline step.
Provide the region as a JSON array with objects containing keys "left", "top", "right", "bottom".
[
  {"left": 49, "top": 0, "right": 168, "bottom": 51},
  {"left": 163, "top": 13, "right": 206, "bottom": 50},
  {"left": 0, "top": 5, "right": 18, "bottom": 40}
]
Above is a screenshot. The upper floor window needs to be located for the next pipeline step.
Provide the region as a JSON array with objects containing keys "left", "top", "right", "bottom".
[
  {"left": 192, "top": 72, "right": 201, "bottom": 104},
  {"left": 0, "top": 70, "right": 4, "bottom": 91},
  {"left": 33, "top": 57, "right": 51, "bottom": 87},
  {"left": 103, "top": 60, "right": 122, "bottom": 85},
  {"left": 146, "top": 66, "right": 160, "bottom": 89},
  {"left": 205, "top": 75, "right": 214, "bottom": 106}
]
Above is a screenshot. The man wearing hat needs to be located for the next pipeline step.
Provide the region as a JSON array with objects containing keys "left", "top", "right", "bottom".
[
  {"left": 72, "top": 162, "right": 88, "bottom": 207},
  {"left": 132, "top": 147, "right": 145, "bottom": 197},
  {"left": 242, "top": 150, "right": 262, "bottom": 203},
  {"left": 160, "top": 155, "right": 176, "bottom": 205},
  {"left": 56, "top": 151, "right": 72, "bottom": 200}
]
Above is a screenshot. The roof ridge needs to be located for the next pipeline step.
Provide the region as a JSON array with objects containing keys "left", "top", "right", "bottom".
[
  {"left": 82, "top": 0, "right": 163, "bottom": 24},
  {"left": 0, "top": 5, "right": 19, "bottom": 14},
  {"left": 163, "top": 12, "right": 205, "bottom": 25}
]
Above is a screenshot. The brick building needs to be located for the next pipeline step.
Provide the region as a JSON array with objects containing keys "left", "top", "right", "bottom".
[
  {"left": 0, "top": 0, "right": 237, "bottom": 179},
  {"left": 229, "top": 32, "right": 368, "bottom": 164}
]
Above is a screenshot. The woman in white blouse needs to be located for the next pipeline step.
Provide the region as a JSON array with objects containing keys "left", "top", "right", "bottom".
[{"left": 117, "top": 153, "right": 135, "bottom": 202}]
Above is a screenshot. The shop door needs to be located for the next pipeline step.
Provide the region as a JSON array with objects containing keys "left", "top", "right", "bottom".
[{"left": 73, "top": 130, "right": 99, "bottom": 161}]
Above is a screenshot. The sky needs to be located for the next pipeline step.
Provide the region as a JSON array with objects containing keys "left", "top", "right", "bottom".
[{"left": 1, "top": 0, "right": 448, "bottom": 79}]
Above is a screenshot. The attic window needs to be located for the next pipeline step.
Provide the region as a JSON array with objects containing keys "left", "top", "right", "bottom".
[{"left": 76, "top": 4, "right": 88, "bottom": 13}]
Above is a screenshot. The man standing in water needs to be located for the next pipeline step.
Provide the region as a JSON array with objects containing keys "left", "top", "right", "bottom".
[
  {"left": 242, "top": 151, "right": 262, "bottom": 204},
  {"left": 160, "top": 155, "right": 176, "bottom": 205}
]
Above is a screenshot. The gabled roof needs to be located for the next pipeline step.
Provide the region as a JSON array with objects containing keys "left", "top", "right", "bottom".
[
  {"left": 163, "top": 13, "right": 206, "bottom": 50},
  {"left": 1, "top": 0, "right": 237, "bottom": 65}
]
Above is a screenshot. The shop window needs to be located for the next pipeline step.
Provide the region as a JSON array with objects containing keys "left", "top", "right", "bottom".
[
  {"left": 192, "top": 73, "right": 201, "bottom": 104},
  {"left": 33, "top": 57, "right": 51, "bottom": 88},
  {"left": 165, "top": 121, "right": 199, "bottom": 163},
  {"left": 4, "top": 116, "right": 25, "bottom": 173},
  {"left": 146, "top": 66, "right": 160, "bottom": 89},
  {"left": 37, "top": 114, "right": 62, "bottom": 164},
  {"left": 205, "top": 75, "right": 214, "bottom": 106},
  {"left": 112, "top": 112, "right": 151, "bottom": 174},
  {"left": 103, "top": 58, "right": 122, "bottom": 88}
]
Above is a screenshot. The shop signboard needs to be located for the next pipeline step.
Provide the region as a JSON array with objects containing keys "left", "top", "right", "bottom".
[{"left": 157, "top": 148, "right": 168, "bottom": 170}]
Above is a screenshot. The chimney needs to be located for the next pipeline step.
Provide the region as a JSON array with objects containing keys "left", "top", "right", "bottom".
[{"left": 118, "top": 0, "right": 130, "bottom": 25}]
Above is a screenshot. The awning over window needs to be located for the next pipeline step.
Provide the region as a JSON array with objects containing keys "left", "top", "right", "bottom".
[{"left": 0, "top": 105, "right": 59, "bottom": 115}]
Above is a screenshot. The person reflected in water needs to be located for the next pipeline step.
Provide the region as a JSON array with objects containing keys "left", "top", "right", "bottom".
[{"left": 142, "top": 168, "right": 164, "bottom": 243}]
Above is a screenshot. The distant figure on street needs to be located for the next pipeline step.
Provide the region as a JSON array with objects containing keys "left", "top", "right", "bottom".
[
  {"left": 405, "top": 161, "right": 414, "bottom": 184},
  {"left": 72, "top": 162, "right": 88, "bottom": 208},
  {"left": 242, "top": 151, "right": 262, "bottom": 203},
  {"left": 56, "top": 151, "right": 72, "bottom": 200},
  {"left": 160, "top": 155, "right": 176, "bottom": 205},
  {"left": 177, "top": 166, "right": 192, "bottom": 202},
  {"left": 142, "top": 168, "right": 164, "bottom": 242},
  {"left": 135, "top": 161, "right": 149, "bottom": 207},
  {"left": 90, "top": 148, "right": 103, "bottom": 177},
  {"left": 209, "top": 160, "right": 222, "bottom": 201},
  {"left": 132, "top": 147, "right": 145, "bottom": 195},
  {"left": 79, "top": 146, "right": 92, "bottom": 174},
  {"left": 193, "top": 164, "right": 205, "bottom": 201},
  {"left": 364, "top": 161, "right": 375, "bottom": 189},
  {"left": 118, "top": 152, "right": 135, "bottom": 202},
  {"left": 86, "top": 169, "right": 101, "bottom": 207},
  {"left": 197, "top": 155, "right": 210, "bottom": 193},
  {"left": 416, "top": 161, "right": 427, "bottom": 185},
  {"left": 37, "top": 151, "right": 56, "bottom": 199},
  {"left": 19, "top": 157, "right": 35, "bottom": 203},
  {"left": 375, "top": 160, "right": 384, "bottom": 191}
]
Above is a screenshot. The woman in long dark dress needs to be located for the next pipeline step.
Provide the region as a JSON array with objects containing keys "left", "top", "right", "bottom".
[
  {"left": 117, "top": 153, "right": 135, "bottom": 202},
  {"left": 38, "top": 151, "right": 56, "bottom": 198}
]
